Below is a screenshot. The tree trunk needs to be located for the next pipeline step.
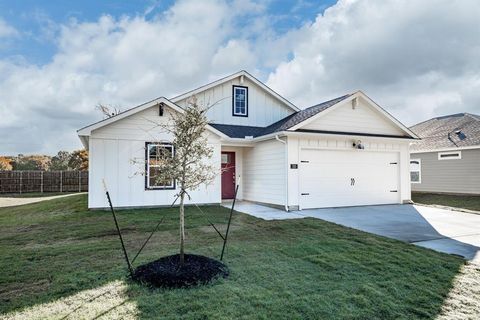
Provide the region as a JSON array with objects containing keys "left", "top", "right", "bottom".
[{"left": 179, "top": 190, "right": 185, "bottom": 265}]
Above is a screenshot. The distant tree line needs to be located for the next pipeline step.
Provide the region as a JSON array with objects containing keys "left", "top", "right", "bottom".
[{"left": 0, "top": 150, "right": 88, "bottom": 171}]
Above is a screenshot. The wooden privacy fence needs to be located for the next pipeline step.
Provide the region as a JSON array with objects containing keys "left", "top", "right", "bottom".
[{"left": 0, "top": 171, "right": 88, "bottom": 194}]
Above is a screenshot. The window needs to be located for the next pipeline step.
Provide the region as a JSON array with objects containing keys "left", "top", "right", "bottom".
[
  {"left": 438, "top": 151, "right": 461, "bottom": 160},
  {"left": 410, "top": 159, "right": 421, "bottom": 183},
  {"left": 146, "top": 143, "right": 175, "bottom": 189},
  {"left": 221, "top": 153, "right": 229, "bottom": 164},
  {"left": 232, "top": 86, "right": 248, "bottom": 117}
]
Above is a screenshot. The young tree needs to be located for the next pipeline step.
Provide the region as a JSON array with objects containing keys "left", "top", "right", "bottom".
[
  {"left": 96, "top": 103, "right": 121, "bottom": 118},
  {"left": 144, "top": 99, "right": 217, "bottom": 265}
]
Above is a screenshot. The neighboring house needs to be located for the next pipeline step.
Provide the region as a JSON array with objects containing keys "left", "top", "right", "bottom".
[
  {"left": 78, "top": 70, "right": 417, "bottom": 210},
  {"left": 409, "top": 113, "right": 480, "bottom": 195}
]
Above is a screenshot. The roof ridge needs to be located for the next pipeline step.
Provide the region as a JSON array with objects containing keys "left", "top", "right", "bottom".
[
  {"left": 410, "top": 112, "right": 475, "bottom": 130},
  {"left": 465, "top": 113, "right": 480, "bottom": 121},
  {"left": 170, "top": 70, "right": 244, "bottom": 101},
  {"left": 302, "top": 93, "right": 353, "bottom": 110},
  {"left": 169, "top": 70, "right": 300, "bottom": 111}
]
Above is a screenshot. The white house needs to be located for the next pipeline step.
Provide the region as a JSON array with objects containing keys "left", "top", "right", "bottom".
[{"left": 78, "top": 70, "right": 418, "bottom": 210}]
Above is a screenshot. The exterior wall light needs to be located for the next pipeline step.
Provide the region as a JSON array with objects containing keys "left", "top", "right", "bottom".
[{"left": 353, "top": 140, "right": 364, "bottom": 149}]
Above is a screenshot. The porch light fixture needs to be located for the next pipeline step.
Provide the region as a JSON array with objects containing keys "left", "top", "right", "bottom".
[
  {"left": 352, "top": 140, "right": 364, "bottom": 149},
  {"left": 159, "top": 103, "right": 165, "bottom": 116}
]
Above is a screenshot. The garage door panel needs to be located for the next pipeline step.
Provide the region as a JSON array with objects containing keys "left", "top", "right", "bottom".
[{"left": 299, "top": 149, "right": 399, "bottom": 209}]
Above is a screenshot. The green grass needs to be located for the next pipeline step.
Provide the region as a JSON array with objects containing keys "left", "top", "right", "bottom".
[
  {"left": 412, "top": 192, "right": 480, "bottom": 212},
  {"left": 0, "top": 194, "right": 465, "bottom": 319}
]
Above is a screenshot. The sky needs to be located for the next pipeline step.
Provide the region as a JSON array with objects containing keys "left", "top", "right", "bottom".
[{"left": 0, "top": 0, "right": 479, "bottom": 155}]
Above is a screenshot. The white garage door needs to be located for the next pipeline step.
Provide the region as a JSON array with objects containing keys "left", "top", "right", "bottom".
[{"left": 299, "top": 149, "right": 400, "bottom": 209}]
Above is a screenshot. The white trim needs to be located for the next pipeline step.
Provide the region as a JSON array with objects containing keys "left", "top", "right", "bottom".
[
  {"left": 410, "top": 158, "right": 421, "bottom": 184},
  {"left": 77, "top": 97, "right": 229, "bottom": 141},
  {"left": 233, "top": 86, "right": 248, "bottom": 116},
  {"left": 289, "top": 91, "right": 419, "bottom": 139},
  {"left": 438, "top": 151, "right": 462, "bottom": 160},
  {"left": 78, "top": 97, "right": 177, "bottom": 136},
  {"left": 274, "top": 135, "right": 289, "bottom": 211},
  {"left": 170, "top": 70, "right": 300, "bottom": 111},
  {"left": 411, "top": 145, "right": 480, "bottom": 153},
  {"left": 281, "top": 130, "right": 413, "bottom": 143},
  {"left": 146, "top": 143, "right": 175, "bottom": 189},
  {"left": 214, "top": 129, "right": 415, "bottom": 147}
]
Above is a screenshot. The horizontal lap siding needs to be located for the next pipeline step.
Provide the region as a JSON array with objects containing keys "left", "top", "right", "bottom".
[
  {"left": 302, "top": 100, "right": 405, "bottom": 136},
  {"left": 411, "top": 149, "right": 480, "bottom": 194},
  {"left": 243, "top": 140, "right": 286, "bottom": 206}
]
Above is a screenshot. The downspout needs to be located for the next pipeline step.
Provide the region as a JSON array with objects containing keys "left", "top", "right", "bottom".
[{"left": 275, "top": 135, "right": 289, "bottom": 211}]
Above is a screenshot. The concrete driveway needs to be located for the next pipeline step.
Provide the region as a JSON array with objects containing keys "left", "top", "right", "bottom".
[{"left": 226, "top": 201, "right": 480, "bottom": 263}]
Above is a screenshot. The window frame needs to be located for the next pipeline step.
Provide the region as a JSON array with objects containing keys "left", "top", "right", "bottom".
[
  {"left": 438, "top": 151, "right": 462, "bottom": 160},
  {"left": 232, "top": 85, "right": 248, "bottom": 117},
  {"left": 145, "top": 142, "right": 176, "bottom": 190},
  {"left": 410, "top": 158, "right": 421, "bottom": 184}
]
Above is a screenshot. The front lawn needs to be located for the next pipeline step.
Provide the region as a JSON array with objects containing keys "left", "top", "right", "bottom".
[
  {"left": 412, "top": 192, "right": 480, "bottom": 212},
  {"left": 0, "top": 194, "right": 466, "bottom": 319}
]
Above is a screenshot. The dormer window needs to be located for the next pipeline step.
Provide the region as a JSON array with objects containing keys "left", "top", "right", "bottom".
[{"left": 233, "top": 85, "right": 248, "bottom": 117}]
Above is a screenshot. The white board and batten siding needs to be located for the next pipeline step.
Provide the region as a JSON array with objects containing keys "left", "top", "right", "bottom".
[
  {"left": 88, "top": 106, "right": 221, "bottom": 209},
  {"left": 175, "top": 77, "right": 294, "bottom": 127},
  {"left": 303, "top": 98, "right": 405, "bottom": 136},
  {"left": 242, "top": 139, "right": 286, "bottom": 207},
  {"left": 287, "top": 135, "right": 411, "bottom": 210}
]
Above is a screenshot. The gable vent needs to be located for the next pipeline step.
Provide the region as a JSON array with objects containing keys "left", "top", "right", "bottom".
[
  {"left": 352, "top": 97, "right": 358, "bottom": 109},
  {"left": 159, "top": 103, "right": 164, "bottom": 116}
]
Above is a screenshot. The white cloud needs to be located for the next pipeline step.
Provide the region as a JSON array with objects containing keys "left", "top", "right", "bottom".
[
  {"left": 0, "top": 0, "right": 248, "bottom": 154},
  {"left": 0, "top": 18, "right": 19, "bottom": 38},
  {"left": 211, "top": 40, "right": 257, "bottom": 76},
  {"left": 267, "top": 0, "right": 480, "bottom": 125},
  {"left": 1, "top": 0, "right": 480, "bottom": 154}
]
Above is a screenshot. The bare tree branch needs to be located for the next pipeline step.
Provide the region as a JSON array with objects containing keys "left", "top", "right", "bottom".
[{"left": 96, "top": 103, "right": 121, "bottom": 118}]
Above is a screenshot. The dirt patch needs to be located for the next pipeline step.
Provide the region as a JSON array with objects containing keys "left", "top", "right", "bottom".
[{"left": 133, "top": 254, "right": 228, "bottom": 288}]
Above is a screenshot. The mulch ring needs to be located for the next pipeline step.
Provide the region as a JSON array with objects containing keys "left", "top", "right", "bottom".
[{"left": 133, "top": 254, "right": 229, "bottom": 289}]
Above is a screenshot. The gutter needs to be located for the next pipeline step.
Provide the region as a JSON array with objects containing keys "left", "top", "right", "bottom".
[
  {"left": 220, "top": 129, "right": 416, "bottom": 145},
  {"left": 275, "top": 135, "right": 289, "bottom": 212}
]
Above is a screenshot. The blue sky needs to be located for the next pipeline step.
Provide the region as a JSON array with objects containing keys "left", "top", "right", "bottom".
[
  {"left": 0, "top": 0, "right": 478, "bottom": 155},
  {"left": 0, "top": 0, "right": 334, "bottom": 65}
]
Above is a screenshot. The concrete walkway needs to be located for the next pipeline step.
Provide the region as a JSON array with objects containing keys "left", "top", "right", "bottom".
[
  {"left": 225, "top": 201, "right": 480, "bottom": 263},
  {"left": 0, "top": 193, "right": 85, "bottom": 208}
]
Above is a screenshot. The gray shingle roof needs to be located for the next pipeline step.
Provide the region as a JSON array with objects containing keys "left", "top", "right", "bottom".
[
  {"left": 409, "top": 113, "right": 480, "bottom": 151},
  {"left": 210, "top": 94, "right": 353, "bottom": 138},
  {"left": 208, "top": 124, "right": 266, "bottom": 138}
]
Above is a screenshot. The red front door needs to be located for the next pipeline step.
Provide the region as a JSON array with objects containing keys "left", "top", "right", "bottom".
[{"left": 221, "top": 152, "right": 236, "bottom": 199}]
